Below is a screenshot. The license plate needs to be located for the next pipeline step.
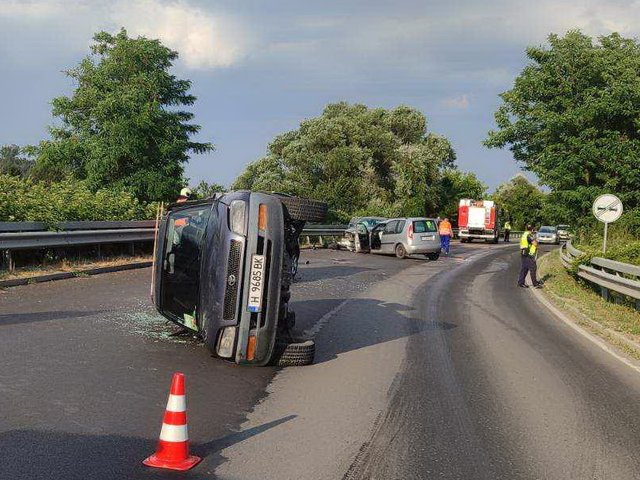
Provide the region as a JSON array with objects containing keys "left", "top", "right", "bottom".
[
  {"left": 247, "top": 255, "right": 265, "bottom": 312},
  {"left": 421, "top": 235, "right": 435, "bottom": 240}
]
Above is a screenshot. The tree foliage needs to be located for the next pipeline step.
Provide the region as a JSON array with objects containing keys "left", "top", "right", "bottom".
[
  {"left": 233, "top": 102, "right": 456, "bottom": 222},
  {"left": 492, "top": 175, "right": 546, "bottom": 229},
  {"left": 31, "top": 29, "right": 213, "bottom": 202},
  {"left": 485, "top": 31, "right": 640, "bottom": 227},
  {"left": 0, "top": 174, "right": 155, "bottom": 226},
  {"left": 0, "top": 145, "right": 33, "bottom": 178},
  {"left": 436, "top": 169, "right": 487, "bottom": 220},
  {"left": 192, "top": 180, "right": 225, "bottom": 199}
]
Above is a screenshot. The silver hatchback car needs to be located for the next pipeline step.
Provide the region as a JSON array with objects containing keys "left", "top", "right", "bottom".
[{"left": 357, "top": 217, "right": 441, "bottom": 259}]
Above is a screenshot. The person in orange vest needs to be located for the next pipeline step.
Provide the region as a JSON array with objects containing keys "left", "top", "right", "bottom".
[{"left": 439, "top": 217, "right": 453, "bottom": 256}]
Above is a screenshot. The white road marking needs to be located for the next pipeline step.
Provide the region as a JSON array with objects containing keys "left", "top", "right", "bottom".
[
  {"left": 531, "top": 286, "right": 640, "bottom": 375},
  {"left": 302, "top": 299, "right": 350, "bottom": 339}
]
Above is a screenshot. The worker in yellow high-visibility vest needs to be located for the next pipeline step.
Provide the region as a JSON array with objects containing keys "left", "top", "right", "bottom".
[
  {"left": 517, "top": 225, "right": 542, "bottom": 288},
  {"left": 504, "top": 220, "right": 512, "bottom": 243}
]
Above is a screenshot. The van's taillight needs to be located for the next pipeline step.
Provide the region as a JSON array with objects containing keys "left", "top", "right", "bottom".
[{"left": 408, "top": 223, "right": 413, "bottom": 240}]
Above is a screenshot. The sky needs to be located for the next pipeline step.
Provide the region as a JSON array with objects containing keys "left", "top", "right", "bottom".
[{"left": 1, "top": 0, "right": 638, "bottom": 191}]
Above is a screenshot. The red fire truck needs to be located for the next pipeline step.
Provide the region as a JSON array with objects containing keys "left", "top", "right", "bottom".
[{"left": 458, "top": 199, "right": 500, "bottom": 243}]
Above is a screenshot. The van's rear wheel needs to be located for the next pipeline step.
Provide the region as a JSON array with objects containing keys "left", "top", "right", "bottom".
[
  {"left": 277, "top": 196, "right": 328, "bottom": 223},
  {"left": 270, "top": 338, "right": 315, "bottom": 367},
  {"left": 395, "top": 243, "right": 406, "bottom": 259}
]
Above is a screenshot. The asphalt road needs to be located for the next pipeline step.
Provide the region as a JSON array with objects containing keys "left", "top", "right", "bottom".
[
  {"left": 2, "top": 243, "right": 640, "bottom": 479},
  {"left": 0, "top": 245, "right": 476, "bottom": 480},
  {"left": 347, "top": 245, "right": 640, "bottom": 479}
]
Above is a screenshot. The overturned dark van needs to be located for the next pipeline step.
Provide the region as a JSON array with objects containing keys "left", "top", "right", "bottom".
[{"left": 152, "top": 191, "right": 327, "bottom": 366}]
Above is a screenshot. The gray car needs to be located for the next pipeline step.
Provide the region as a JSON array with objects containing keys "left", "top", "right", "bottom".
[
  {"left": 556, "top": 224, "right": 570, "bottom": 242},
  {"left": 536, "top": 225, "right": 559, "bottom": 244},
  {"left": 362, "top": 217, "right": 441, "bottom": 259}
]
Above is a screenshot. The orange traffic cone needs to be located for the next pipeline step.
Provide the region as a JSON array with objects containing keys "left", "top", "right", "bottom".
[{"left": 143, "top": 372, "right": 202, "bottom": 471}]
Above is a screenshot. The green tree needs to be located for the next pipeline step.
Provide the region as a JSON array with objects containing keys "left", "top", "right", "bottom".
[
  {"left": 0, "top": 174, "right": 154, "bottom": 225},
  {"left": 485, "top": 31, "right": 640, "bottom": 227},
  {"left": 492, "top": 175, "right": 546, "bottom": 230},
  {"left": 436, "top": 169, "right": 487, "bottom": 220},
  {"left": 31, "top": 29, "right": 213, "bottom": 201},
  {"left": 233, "top": 102, "right": 455, "bottom": 222},
  {"left": 192, "top": 180, "right": 225, "bottom": 199},
  {"left": 0, "top": 145, "right": 33, "bottom": 178}
]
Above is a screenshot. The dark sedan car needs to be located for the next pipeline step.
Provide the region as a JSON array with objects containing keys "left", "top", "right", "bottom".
[{"left": 343, "top": 216, "right": 387, "bottom": 252}]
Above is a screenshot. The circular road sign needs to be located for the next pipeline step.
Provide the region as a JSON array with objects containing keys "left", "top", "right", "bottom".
[{"left": 592, "top": 194, "right": 623, "bottom": 223}]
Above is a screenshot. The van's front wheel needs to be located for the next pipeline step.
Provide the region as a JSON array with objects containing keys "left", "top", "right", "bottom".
[{"left": 270, "top": 338, "right": 315, "bottom": 366}]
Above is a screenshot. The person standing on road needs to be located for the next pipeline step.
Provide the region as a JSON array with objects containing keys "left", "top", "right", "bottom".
[
  {"left": 518, "top": 225, "right": 542, "bottom": 288},
  {"left": 439, "top": 217, "right": 453, "bottom": 256},
  {"left": 504, "top": 220, "right": 512, "bottom": 243}
]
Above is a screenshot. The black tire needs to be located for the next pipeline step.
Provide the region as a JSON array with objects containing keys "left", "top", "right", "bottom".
[
  {"left": 270, "top": 338, "right": 315, "bottom": 367},
  {"left": 427, "top": 252, "right": 440, "bottom": 261},
  {"left": 277, "top": 196, "right": 328, "bottom": 223},
  {"left": 395, "top": 243, "right": 406, "bottom": 259}
]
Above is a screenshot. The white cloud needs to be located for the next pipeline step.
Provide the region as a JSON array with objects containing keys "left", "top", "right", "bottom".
[
  {"left": 110, "top": 0, "right": 246, "bottom": 69},
  {"left": 0, "top": 0, "right": 65, "bottom": 18},
  {"left": 442, "top": 94, "right": 469, "bottom": 109},
  {"left": 0, "top": 0, "right": 248, "bottom": 69}
]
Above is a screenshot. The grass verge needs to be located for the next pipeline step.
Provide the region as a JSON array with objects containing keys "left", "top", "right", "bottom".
[
  {"left": 538, "top": 251, "right": 640, "bottom": 360},
  {"left": 0, "top": 255, "right": 152, "bottom": 281}
]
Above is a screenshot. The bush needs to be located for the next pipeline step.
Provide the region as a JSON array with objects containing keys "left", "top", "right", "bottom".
[{"left": 0, "top": 175, "right": 155, "bottom": 226}]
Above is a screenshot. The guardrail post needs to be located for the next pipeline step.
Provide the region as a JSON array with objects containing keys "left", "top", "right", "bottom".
[
  {"left": 600, "top": 286, "right": 609, "bottom": 302},
  {"left": 3, "top": 249, "right": 15, "bottom": 273}
]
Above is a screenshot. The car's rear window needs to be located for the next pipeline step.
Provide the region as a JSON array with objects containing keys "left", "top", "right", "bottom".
[{"left": 413, "top": 220, "right": 437, "bottom": 233}]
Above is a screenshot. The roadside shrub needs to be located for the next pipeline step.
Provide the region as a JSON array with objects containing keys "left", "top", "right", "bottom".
[{"left": 0, "top": 174, "right": 155, "bottom": 226}]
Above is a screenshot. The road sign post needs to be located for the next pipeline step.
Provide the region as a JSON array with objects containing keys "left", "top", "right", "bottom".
[{"left": 592, "top": 194, "right": 623, "bottom": 254}]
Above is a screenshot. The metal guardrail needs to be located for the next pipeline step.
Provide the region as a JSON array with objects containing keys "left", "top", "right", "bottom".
[
  {"left": 0, "top": 221, "right": 348, "bottom": 271},
  {"left": 0, "top": 229, "right": 155, "bottom": 250},
  {"left": 560, "top": 240, "right": 640, "bottom": 308},
  {"left": 0, "top": 219, "right": 525, "bottom": 271},
  {"left": 0, "top": 220, "right": 156, "bottom": 233}
]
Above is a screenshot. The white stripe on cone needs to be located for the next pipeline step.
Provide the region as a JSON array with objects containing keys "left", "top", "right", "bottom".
[
  {"left": 159, "top": 423, "right": 189, "bottom": 442},
  {"left": 166, "top": 394, "right": 186, "bottom": 412}
]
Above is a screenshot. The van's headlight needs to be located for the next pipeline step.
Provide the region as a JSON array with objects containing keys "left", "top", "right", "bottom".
[
  {"left": 217, "top": 327, "right": 236, "bottom": 358},
  {"left": 229, "top": 200, "right": 246, "bottom": 235}
]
